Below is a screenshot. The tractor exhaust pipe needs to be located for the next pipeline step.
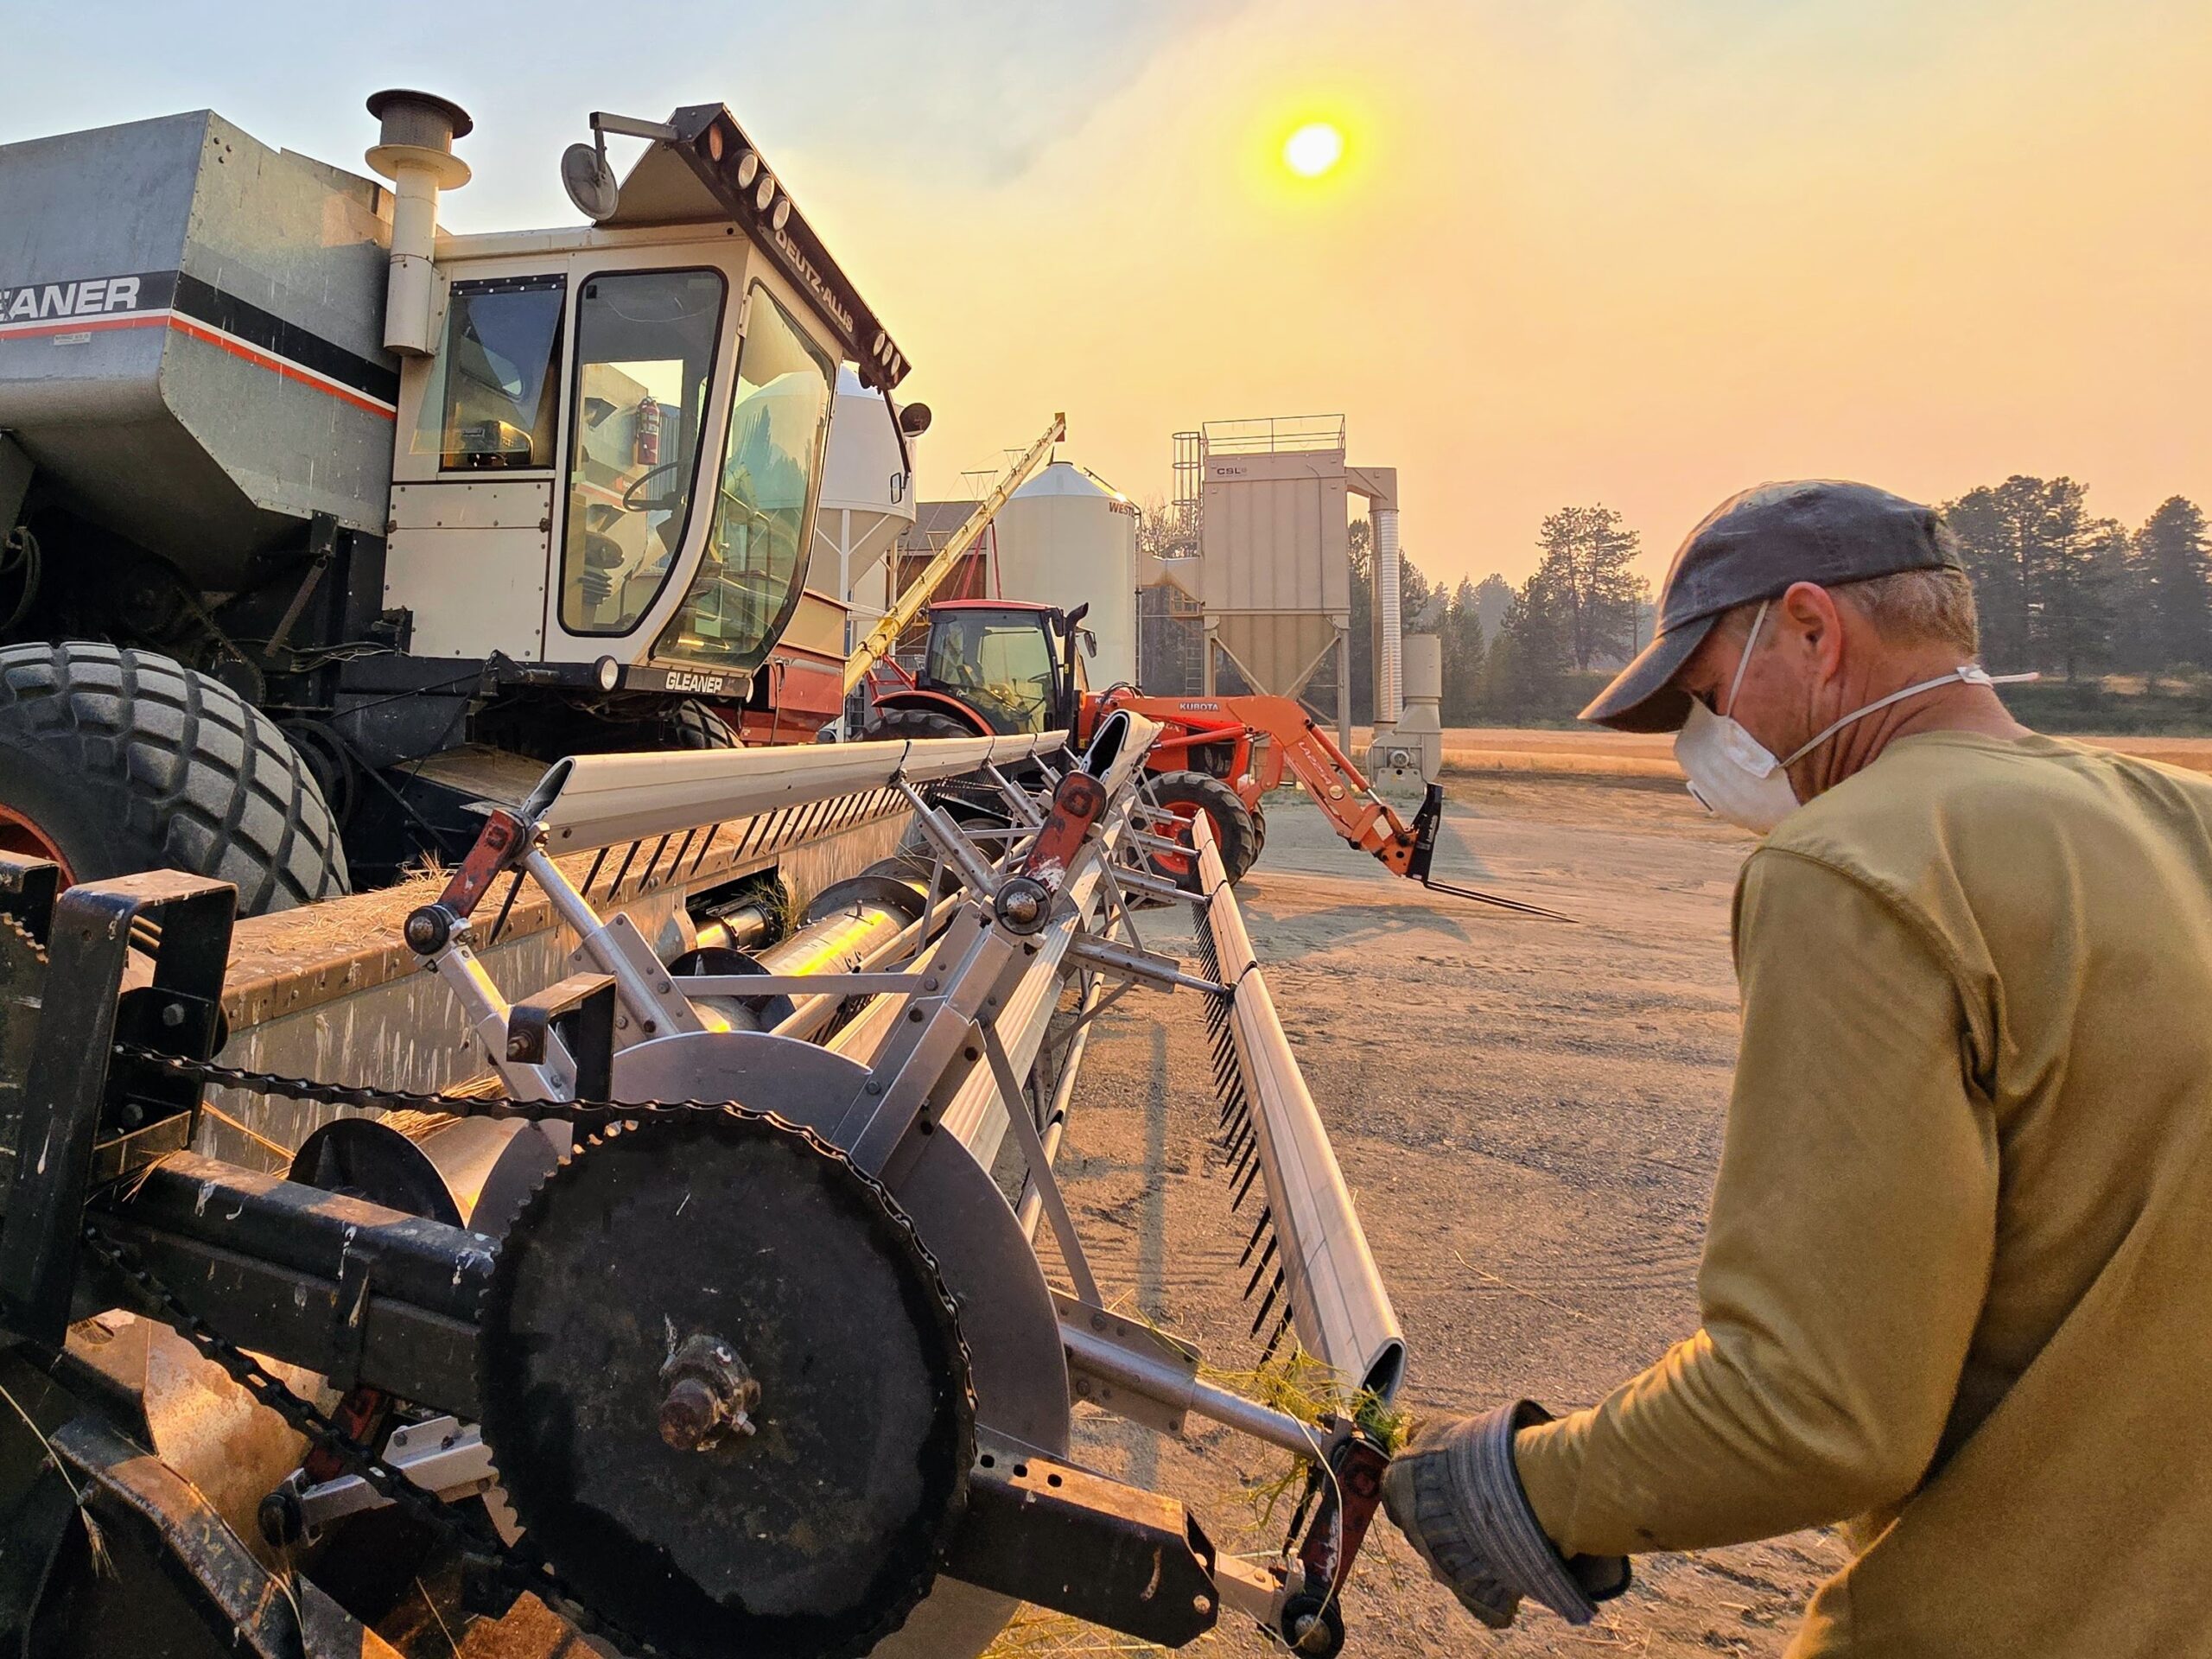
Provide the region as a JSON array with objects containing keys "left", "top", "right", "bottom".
[{"left": 365, "top": 90, "right": 473, "bottom": 358}]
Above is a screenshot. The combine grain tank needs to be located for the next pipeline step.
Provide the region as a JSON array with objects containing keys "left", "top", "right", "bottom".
[{"left": 0, "top": 111, "right": 394, "bottom": 585}]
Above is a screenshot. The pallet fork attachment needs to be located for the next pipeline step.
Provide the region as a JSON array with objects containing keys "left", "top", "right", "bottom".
[{"left": 1406, "top": 784, "right": 1577, "bottom": 921}]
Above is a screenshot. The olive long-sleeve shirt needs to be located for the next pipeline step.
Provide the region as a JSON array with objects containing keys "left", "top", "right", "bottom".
[{"left": 1512, "top": 732, "right": 2212, "bottom": 1656}]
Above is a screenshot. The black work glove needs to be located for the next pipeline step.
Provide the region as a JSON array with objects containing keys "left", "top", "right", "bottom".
[{"left": 1382, "top": 1400, "right": 1630, "bottom": 1629}]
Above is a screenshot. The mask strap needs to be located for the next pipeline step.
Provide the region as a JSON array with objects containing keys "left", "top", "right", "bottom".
[
  {"left": 1721, "top": 601, "right": 1769, "bottom": 718},
  {"left": 1780, "top": 664, "right": 2041, "bottom": 767}
]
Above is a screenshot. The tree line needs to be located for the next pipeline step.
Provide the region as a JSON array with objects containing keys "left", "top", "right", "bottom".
[{"left": 1349, "top": 481, "right": 2212, "bottom": 728}]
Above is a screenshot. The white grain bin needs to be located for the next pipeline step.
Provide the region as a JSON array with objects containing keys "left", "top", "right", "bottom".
[
  {"left": 991, "top": 460, "right": 1139, "bottom": 687},
  {"left": 808, "top": 365, "right": 916, "bottom": 643}
]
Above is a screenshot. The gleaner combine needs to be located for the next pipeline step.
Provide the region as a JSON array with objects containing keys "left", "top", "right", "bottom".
[
  {"left": 0, "top": 715, "right": 1408, "bottom": 1659},
  {"left": 0, "top": 91, "right": 928, "bottom": 901}
]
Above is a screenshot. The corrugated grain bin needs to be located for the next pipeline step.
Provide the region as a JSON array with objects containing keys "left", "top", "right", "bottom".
[{"left": 990, "top": 460, "right": 1138, "bottom": 686}]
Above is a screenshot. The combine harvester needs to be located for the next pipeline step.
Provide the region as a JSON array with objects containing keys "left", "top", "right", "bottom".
[
  {"left": 0, "top": 718, "right": 1406, "bottom": 1659},
  {"left": 0, "top": 90, "right": 932, "bottom": 899}
]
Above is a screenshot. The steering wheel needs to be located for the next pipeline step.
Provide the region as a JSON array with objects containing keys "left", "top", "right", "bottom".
[{"left": 621, "top": 461, "right": 688, "bottom": 513}]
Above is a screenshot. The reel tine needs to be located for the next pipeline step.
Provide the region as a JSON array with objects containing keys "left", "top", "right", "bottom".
[
  {"left": 1243, "top": 1232, "right": 1279, "bottom": 1300},
  {"left": 1231, "top": 1157, "right": 1262, "bottom": 1211},
  {"left": 1259, "top": 1306, "right": 1294, "bottom": 1366},
  {"left": 1249, "top": 1268, "right": 1284, "bottom": 1336},
  {"left": 1239, "top": 1207, "right": 1272, "bottom": 1267}
]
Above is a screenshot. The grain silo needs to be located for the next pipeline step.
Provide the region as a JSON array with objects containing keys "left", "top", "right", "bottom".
[{"left": 990, "top": 460, "right": 1140, "bottom": 687}]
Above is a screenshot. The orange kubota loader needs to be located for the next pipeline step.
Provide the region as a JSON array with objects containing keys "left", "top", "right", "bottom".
[{"left": 862, "top": 598, "right": 1563, "bottom": 916}]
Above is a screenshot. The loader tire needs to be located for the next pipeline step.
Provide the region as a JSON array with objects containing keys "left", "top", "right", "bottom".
[
  {"left": 1147, "top": 770, "right": 1259, "bottom": 888},
  {"left": 0, "top": 642, "right": 350, "bottom": 915},
  {"left": 862, "top": 706, "right": 983, "bottom": 742}
]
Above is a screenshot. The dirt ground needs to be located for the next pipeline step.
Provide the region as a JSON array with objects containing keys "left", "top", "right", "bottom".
[{"left": 1034, "top": 773, "right": 1848, "bottom": 1658}]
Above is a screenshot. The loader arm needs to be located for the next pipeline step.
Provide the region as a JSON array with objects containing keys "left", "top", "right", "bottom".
[
  {"left": 1217, "top": 699, "right": 1418, "bottom": 868},
  {"left": 1102, "top": 690, "right": 1573, "bottom": 918}
]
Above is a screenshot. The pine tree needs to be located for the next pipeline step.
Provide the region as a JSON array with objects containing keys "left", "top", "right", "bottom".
[
  {"left": 1944, "top": 476, "right": 2122, "bottom": 677},
  {"left": 2037, "top": 479, "right": 2122, "bottom": 681},
  {"left": 1945, "top": 477, "right": 2045, "bottom": 671},
  {"left": 1532, "top": 505, "right": 1643, "bottom": 671},
  {"left": 1486, "top": 569, "right": 1571, "bottom": 718},
  {"left": 1442, "top": 577, "right": 1487, "bottom": 724},
  {"left": 2133, "top": 496, "right": 2212, "bottom": 672}
]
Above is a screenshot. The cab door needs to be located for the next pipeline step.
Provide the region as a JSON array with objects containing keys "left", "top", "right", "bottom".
[
  {"left": 540, "top": 260, "right": 734, "bottom": 670},
  {"left": 385, "top": 273, "right": 566, "bottom": 661}
]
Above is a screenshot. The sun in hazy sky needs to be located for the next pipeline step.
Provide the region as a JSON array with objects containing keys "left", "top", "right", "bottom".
[{"left": 1282, "top": 121, "right": 1344, "bottom": 177}]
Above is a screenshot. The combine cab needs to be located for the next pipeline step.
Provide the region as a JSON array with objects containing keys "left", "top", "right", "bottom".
[{"left": 0, "top": 92, "right": 921, "bottom": 899}]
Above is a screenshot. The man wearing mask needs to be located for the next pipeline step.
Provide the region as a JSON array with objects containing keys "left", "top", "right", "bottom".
[{"left": 1382, "top": 480, "right": 2212, "bottom": 1656}]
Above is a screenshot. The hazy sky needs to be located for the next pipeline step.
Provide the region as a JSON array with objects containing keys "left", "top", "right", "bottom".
[{"left": 6, "top": 0, "right": 2206, "bottom": 586}]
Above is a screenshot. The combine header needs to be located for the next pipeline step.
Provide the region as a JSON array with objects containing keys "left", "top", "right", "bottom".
[{"left": 0, "top": 726, "right": 1403, "bottom": 1658}]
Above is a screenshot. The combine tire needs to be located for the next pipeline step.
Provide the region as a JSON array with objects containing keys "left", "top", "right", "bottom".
[
  {"left": 863, "top": 706, "right": 982, "bottom": 742},
  {"left": 667, "top": 700, "right": 737, "bottom": 748},
  {"left": 0, "top": 642, "right": 349, "bottom": 915},
  {"left": 1147, "top": 770, "right": 1259, "bottom": 887}
]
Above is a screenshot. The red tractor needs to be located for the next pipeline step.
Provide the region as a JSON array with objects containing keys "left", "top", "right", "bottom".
[{"left": 864, "top": 598, "right": 1499, "bottom": 900}]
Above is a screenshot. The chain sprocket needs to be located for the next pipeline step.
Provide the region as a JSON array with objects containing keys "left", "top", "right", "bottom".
[
  {"left": 481, "top": 1110, "right": 975, "bottom": 1659},
  {"left": 96, "top": 1047, "right": 979, "bottom": 1659}
]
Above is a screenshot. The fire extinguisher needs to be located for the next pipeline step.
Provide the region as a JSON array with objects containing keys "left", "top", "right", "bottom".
[{"left": 634, "top": 396, "right": 662, "bottom": 467}]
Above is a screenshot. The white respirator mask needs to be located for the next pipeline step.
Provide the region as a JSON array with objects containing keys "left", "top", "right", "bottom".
[{"left": 1674, "top": 601, "right": 2033, "bottom": 835}]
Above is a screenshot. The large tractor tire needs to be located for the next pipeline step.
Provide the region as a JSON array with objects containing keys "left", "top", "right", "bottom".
[
  {"left": 0, "top": 642, "right": 349, "bottom": 915},
  {"left": 862, "top": 705, "right": 983, "bottom": 743},
  {"left": 1146, "top": 770, "right": 1260, "bottom": 888}
]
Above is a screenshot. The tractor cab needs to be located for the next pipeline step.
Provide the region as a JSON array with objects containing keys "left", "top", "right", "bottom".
[
  {"left": 383, "top": 103, "right": 917, "bottom": 709},
  {"left": 875, "top": 601, "right": 1093, "bottom": 737}
]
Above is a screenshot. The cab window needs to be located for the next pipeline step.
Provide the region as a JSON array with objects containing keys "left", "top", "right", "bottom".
[
  {"left": 558, "top": 269, "right": 725, "bottom": 636},
  {"left": 412, "top": 274, "right": 565, "bottom": 469},
  {"left": 926, "top": 612, "right": 1058, "bottom": 734},
  {"left": 651, "top": 283, "right": 834, "bottom": 675}
]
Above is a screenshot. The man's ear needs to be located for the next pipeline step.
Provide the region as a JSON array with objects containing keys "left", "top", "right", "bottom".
[{"left": 1779, "top": 581, "right": 1846, "bottom": 680}]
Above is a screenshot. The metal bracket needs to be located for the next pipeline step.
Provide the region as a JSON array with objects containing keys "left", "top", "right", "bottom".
[
  {"left": 505, "top": 972, "right": 615, "bottom": 1099},
  {"left": 1107, "top": 863, "right": 1209, "bottom": 907},
  {"left": 893, "top": 779, "right": 1003, "bottom": 899},
  {"left": 1052, "top": 1288, "right": 1200, "bottom": 1435},
  {"left": 943, "top": 1443, "right": 1220, "bottom": 1648},
  {"left": 978, "top": 1021, "right": 1099, "bottom": 1305},
  {"left": 0, "top": 853, "right": 58, "bottom": 944},
  {"left": 0, "top": 871, "right": 236, "bottom": 1344},
  {"left": 1065, "top": 931, "right": 1226, "bottom": 997},
  {"left": 287, "top": 1415, "right": 496, "bottom": 1532}
]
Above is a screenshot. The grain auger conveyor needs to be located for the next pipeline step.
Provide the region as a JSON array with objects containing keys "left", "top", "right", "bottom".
[{"left": 0, "top": 718, "right": 1406, "bottom": 1659}]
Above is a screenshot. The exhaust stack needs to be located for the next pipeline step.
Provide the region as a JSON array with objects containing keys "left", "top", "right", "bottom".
[{"left": 365, "top": 89, "right": 473, "bottom": 357}]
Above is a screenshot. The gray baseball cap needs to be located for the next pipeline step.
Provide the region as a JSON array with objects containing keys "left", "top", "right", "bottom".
[{"left": 1580, "top": 480, "right": 1964, "bottom": 732}]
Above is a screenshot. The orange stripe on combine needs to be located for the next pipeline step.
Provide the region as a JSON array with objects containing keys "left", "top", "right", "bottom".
[
  {"left": 166, "top": 315, "right": 397, "bottom": 421},
  {"left": 0, "top": 308, "right": 397, "bottom": 422}
]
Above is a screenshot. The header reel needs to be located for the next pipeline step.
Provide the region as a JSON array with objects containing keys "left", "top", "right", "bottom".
[{"left": 0, "top": 722, "right": 1406, "bottom": 1659}]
